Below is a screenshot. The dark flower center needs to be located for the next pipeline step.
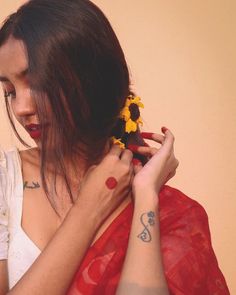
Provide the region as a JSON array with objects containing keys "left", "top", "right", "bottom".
[{"left": 129, "top": 103, "right": 140, "bottom": 121}]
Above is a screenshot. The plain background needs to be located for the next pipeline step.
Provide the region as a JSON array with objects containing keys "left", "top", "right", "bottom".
[{"left": 0, "top": 0, "right": 235, "bottom": 293}]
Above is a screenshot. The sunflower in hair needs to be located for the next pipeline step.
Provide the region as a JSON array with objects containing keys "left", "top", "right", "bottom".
[{"left": 119, "top": 95, "right": 144, "bottom": 133}]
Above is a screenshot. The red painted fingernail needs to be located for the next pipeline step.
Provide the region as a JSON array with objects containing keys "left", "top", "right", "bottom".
[
  {"left": 132, "top": 158, "right": 142, "bottom": 166},
  {"left": 140, "top": 132, "right": 154, "bottom": 139},
  {"left": 161, "top": 127, "right": 168, "bottom": 133},
  {"left": 127, "top": 145, "right": 139, "bottom": 152}
]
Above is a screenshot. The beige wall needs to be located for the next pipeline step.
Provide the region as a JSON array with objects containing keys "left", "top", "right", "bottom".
[{"left": 1, "top": 1, "right": 236, "bottom": 293}]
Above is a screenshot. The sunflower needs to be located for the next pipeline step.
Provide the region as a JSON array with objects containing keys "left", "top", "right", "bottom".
[{"left": 119, "top": 95, "right": 144, "bottom": 133}]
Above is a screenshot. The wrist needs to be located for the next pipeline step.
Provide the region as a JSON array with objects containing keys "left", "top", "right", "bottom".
[
  {"left": 132, "top": 182, "right": 161, "bottom": 195},
  {"left": 132, "top": 188, "right": 159, "bottom": 208},
  {"left": 72, "top": 198, "right": 102, "bottom": 232}
]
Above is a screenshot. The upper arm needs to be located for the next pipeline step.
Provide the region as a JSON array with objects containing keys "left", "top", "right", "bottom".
[
  {"left": 0, "top": 260, "right": 9, "bottom": 294},
  {"left": 0, "top": 149, "right": 9, "bottom": 293}
]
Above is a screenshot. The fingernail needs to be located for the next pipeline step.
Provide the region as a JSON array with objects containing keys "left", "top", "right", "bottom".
[
  {"left": 127, "top": 144, "right": 139, "bottom": 152},
  {"left": 161, "top": 127, "right": 168, "bottom": 133},
  {"left": 132, "top": 158, "right": 142, "bottom": 166},
  {"left": 140, "top": 132, "right": 154, "bottom": 139},
  {"left": 143, "top": 141, "right": 150, "bottom": 147}
]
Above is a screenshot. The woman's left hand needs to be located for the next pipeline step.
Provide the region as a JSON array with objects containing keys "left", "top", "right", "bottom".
[{"left": 130, "top": 127, "right": 179, "bottom": 197}]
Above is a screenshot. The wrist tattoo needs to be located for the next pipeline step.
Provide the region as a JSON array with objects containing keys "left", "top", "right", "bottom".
[
  {"left": 137, "top": 211, "right": 155, "bottom": 242},
  {"left": 23, "top": 181, "right": 40, "bottom": 190}
]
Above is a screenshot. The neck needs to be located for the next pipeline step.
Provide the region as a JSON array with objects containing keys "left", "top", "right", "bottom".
[{"left": 34, "top": 138, "right": 111, "bottom": 183}]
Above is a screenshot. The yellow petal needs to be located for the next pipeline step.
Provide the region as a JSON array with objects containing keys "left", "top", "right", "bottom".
[
  {"left": 126, "top": 119, "right": 137, "bottom": 133},
  {"left": 138, "top": 102, "right": 144, "bottom": 108},
  {"left": 119, "top": 107, "right": 130, "bottom": 121},
  {"left": 136, "top": 117, "right": 143, "bottom": 126},
  {"left": 111, "top": 137, "right": 125, "bottom": 149},
  {"left": 132, "top": 96, "right": 144, "bottom": 108},
  {"left": 132, "top": 96, "right": 139, "bottom": 103}
]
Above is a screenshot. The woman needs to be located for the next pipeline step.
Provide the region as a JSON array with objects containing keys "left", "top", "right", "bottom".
[{"left": 0, "top": 0, "right": 230, "bottom": 294}]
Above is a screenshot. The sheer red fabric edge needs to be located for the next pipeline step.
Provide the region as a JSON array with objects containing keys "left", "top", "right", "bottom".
[{"left": 66, "top": 185, "right": 230, "bottom": 295}]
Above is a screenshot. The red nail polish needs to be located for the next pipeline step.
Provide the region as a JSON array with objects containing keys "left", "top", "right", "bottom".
[
  {"left": 132, "top": 158, "right": 141, "bottom": 166},
  {"left": 127, "top": 145, "right": 139, "bottom": 152},
  {"left": 161, "top": 127, "right": 168, "bottom": 133},
  {"left": 143, "top": 141, "right": 150, "bottom": 147},
  {"left": 140, "top": 132, "right": 154, "bottom": 139}
]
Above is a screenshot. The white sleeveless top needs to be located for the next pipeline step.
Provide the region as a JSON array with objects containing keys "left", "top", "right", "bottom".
[{"left": 0, "top": 147, "right": 41, "bottom": 289}]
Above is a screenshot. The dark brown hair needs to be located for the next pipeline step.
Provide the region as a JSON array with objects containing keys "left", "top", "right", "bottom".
[{"left": 0, "top": 0, "right": 146, "bottom": 216}]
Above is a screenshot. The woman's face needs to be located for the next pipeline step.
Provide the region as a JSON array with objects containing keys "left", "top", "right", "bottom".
[{"left": 0, "top": 37, "right": 41, "bottom": 145}]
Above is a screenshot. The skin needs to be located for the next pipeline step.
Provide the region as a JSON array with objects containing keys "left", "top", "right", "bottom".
[{"left": 0, "top": 37, "right": 179, "bottom": 294}]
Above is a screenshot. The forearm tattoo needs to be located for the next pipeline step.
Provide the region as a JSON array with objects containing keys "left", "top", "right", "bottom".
[
  {"left": 23, "top": 181, "right": 40, "bottom": 190},
  {"left": 137, "top": 211, "right": 155, "bottom": 242}
]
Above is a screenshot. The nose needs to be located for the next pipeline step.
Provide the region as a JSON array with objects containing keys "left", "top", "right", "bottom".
[{"left": 12, "top": 87, "right": 37, "bottom": 120}]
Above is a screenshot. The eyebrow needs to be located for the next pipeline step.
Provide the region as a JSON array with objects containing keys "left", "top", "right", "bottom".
[{"left": 0, "top": 68, "right": 28, "bottom": 82}]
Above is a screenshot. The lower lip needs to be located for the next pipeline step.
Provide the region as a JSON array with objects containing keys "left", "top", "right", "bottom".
[{"left": 27, "top": 129, "right": 41, "bottom": 139}]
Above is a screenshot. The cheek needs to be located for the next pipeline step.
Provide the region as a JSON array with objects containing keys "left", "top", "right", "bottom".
[
  {"left": 8, "top": 100, "right": 23, "bottom": 125},
  {"left": 9, "top": 99, "right": 17, "bottom": 116}
]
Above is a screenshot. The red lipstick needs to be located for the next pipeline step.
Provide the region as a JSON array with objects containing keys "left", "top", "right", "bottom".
[{"left": 25, "top": 124, "right": 42, "bottom": 139}]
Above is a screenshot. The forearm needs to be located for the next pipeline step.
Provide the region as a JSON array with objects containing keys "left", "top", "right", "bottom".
[
  {"left": 116, "top": 190, "right": 169, "bottom": 295},
  {"left": 8, "top": 202, "right": 98, "bottom": 295}
]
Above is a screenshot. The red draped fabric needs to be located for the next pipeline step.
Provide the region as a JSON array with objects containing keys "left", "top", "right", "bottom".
[{"left": 67, "top": 185, "right": 230, "bottom": 295}]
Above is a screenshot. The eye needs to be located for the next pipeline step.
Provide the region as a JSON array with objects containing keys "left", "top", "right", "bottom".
[{"left": 4, "top": 90, "right": 16, "bottom": 99}]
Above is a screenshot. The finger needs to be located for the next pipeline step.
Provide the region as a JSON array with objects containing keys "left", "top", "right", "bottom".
[
  {"left": 133, "top": 161, "right": 143, "bottom": 174},
  {"left": 107, "top": 144, "right": 123, "bottom": 158},
  {"left": 132, "top": 158, "right": 142, "bottom": 166},
  {"left": 120, "top": 149, "right": 133, "bottom": 164},
  {"left": 141, "top": 132, "right": 165, "bottom": 144},
  {"left": 159, "top": 128, "right": 175, "bottom": 156},
  {"left": 128, "top": 145, "right": 159, "bottom": 157},
  {"left": 129, "top": 165, "right": 135, "bottom": 182},
  {"left": 147, "top": 129, "right": 175, "bottom": 167}
]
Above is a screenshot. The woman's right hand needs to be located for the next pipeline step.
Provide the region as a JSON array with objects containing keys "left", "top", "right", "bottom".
[{"left": 75, "top": 145, "right": 134, "bottom": 227}]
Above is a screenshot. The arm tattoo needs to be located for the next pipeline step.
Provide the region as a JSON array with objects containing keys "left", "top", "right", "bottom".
[
  {"left": 23, "top": 181, "right": 40, "bottom": 190},
  {"left": 137, "top": 211, "right": 155, "bottom": 242}
]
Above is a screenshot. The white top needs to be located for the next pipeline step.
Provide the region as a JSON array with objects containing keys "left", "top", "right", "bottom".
[{"left": 0, "top": 147, "right": 41, "bottom": 289}]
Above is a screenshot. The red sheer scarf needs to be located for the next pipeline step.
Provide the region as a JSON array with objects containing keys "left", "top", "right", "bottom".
[{"left": 67, "top": 185, "right": 230, "bottom": 295}]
